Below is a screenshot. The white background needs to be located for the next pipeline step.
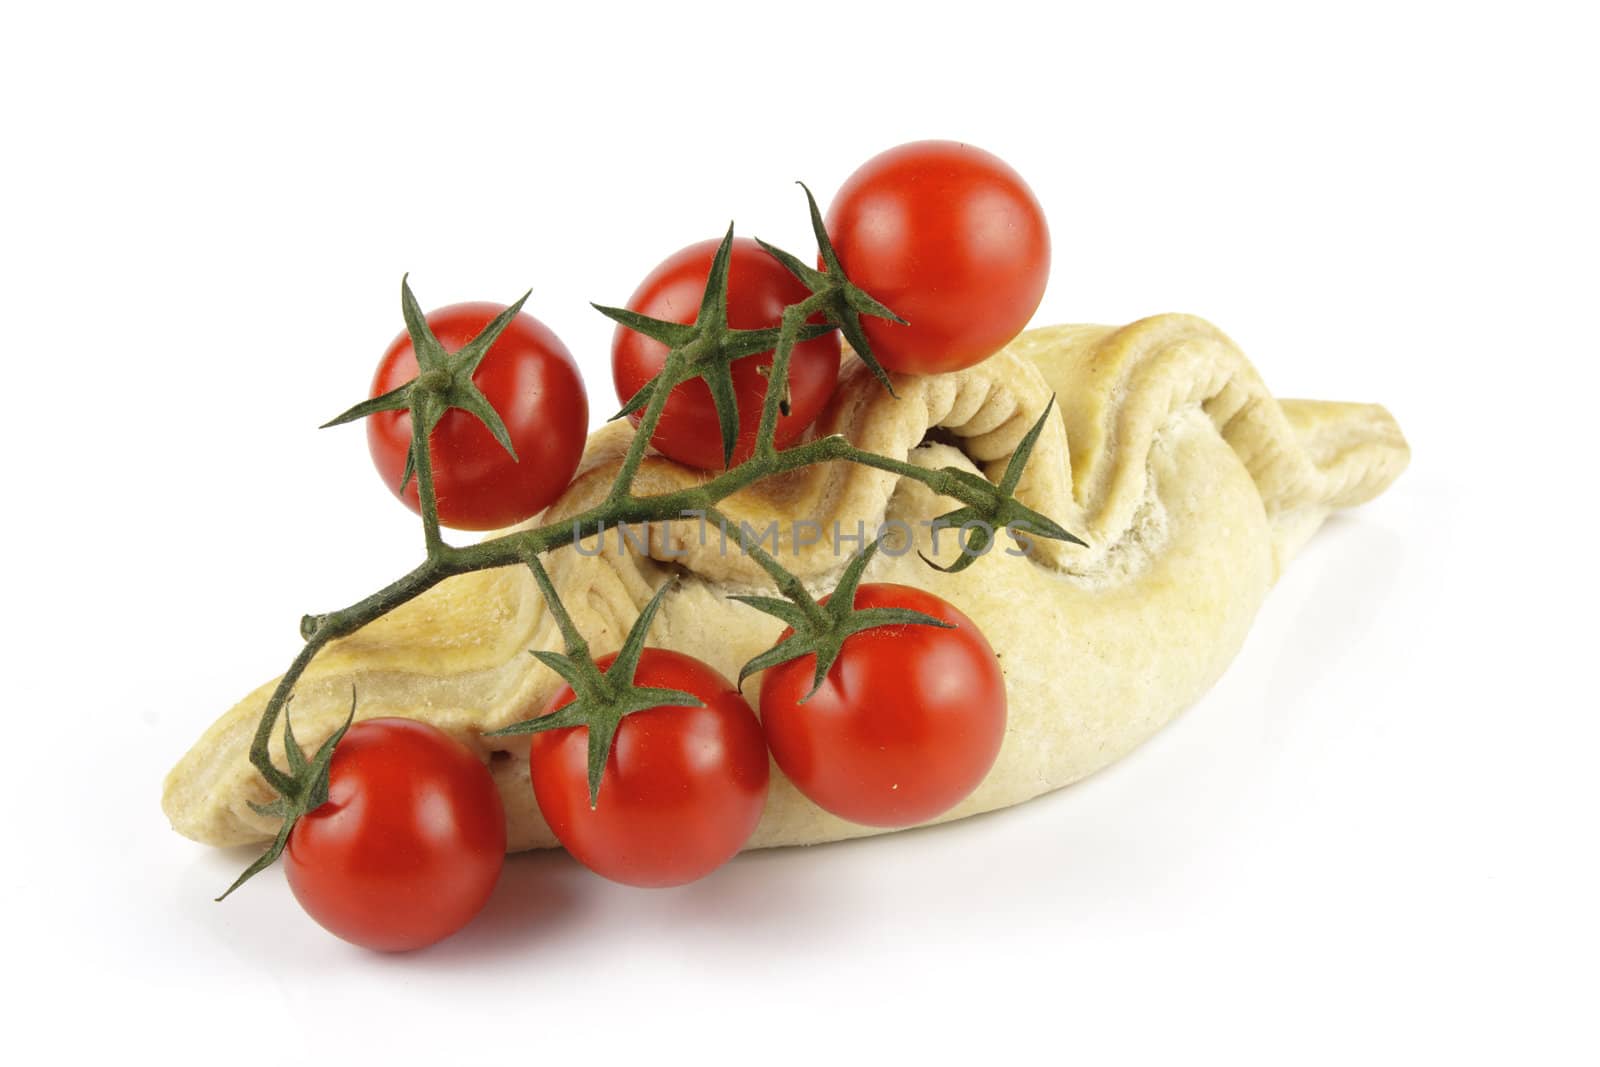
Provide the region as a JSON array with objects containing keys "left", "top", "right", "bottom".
[{"left": 4, "top": 1, "right": 1596, "bottom": 1063}]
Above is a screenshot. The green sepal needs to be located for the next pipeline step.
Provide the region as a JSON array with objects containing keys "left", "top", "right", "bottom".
[
  {"left": 830, "top": 302, "right": 898, "bottom": 397},
  {"left": 282, "top": 700, "right": 308, "bottom": 777},
  {"left": 605, "top": 324, "right": 826, "bottom": 427},
  {"left": 828, "top": 531, "right": 880, "bottom": 607},
  {"left": 1001, "top": 395, "right": 1056, "bottom": 497},
  {"left": 447, "top": 378, "right": 519, "bottom": 462},
  {"left": 399, "top": 273, "right": 449, "bottom": 370},
  {"left": 754, "top": 237, "right": 827, "bottom": 291},
  {"left": 320, "top": 278, "right": 533, "bottom": 463},
  {"left": 755, "top": 182, "right": 907, "bottom": 398},
  {"left": 797, "top": 181, "right": 905, "bottom": 328},
  {"left": 320, "top": 382, "right": 412, "bottom": 429},
  {"left": 725, "top": 594, "right": 812, "bottom": 631},
  {"left": 591, "top": 303, "right": 700, "bottom": 348},
  {"left": 627, "top": 687, "right": 705, "bottom": 711},
  {"left": 721, "top": 323, "right": 833, "bottom": 358},
  {"left": 216, "top": 819, "right": 296, "bottom": 905},
  {"left": 919, "top": 506, "right": 990, "bottom": 575},
  {"left": 737, "top": 636, "right": 817, "bottom": 688},
  {"left": 704, "top": 359, "right": 741, "bottom": 465},
  {"left": 217, "top": 691, "right": 357, "bottom": 902},
  {"left": 920, "top": 397, "right": 1086, "bottom": 573},
  {"left": 247, "top": 797, "right": 288, "bottom": 819},
  {"left": 579, "top": 716, "right": 621, "bottom": 810},
  {"left": 610, "top": 377, "right": 658, "bottom": 422},
  {"left": 611, "top": 574, "right": 669, "bottom": 684},
  {"left": 485, "top": 568, "right": 702, "bottom": 808},
  {"left": 303, "top": 709, "right": 348, "bottom": 812},
  {"left": 596, "top": 225, "right": 832, "bottom": 469},
  {"left": 698, "top": 221, "right": 738, "bottom": 322},
  {"left": 526, "top": 648, "right": 591, "bottom": 691},
  {"left": 734, "top": 541, "right": 952, "bottom": 698},
  {"left": 921, "top": 493, "right": 1082, "bottom": 574},
  {"left": 451, "top": 290, "right": 530, "bottom": 376},
  {"left": 1001, "top": 505, "right": 1078, "bottom": 545}
]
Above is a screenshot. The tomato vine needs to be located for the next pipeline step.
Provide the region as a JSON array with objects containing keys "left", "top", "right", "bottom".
[{"left": 222, "top": 184, "right": 1085, "bottom": 898}]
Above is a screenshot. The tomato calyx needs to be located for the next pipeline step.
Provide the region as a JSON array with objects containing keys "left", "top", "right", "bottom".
[
  {"left": 599, "top": 195, "right": 905, "bottom": 476},
  {"left": 728, "top": 539, "right": 950, "bottom": 699},
  {"left": 486, "top": 557, "right": 702, "bottom": 807},
  {"left": 217, "top": 692, "right": 356, "bottom": 901},
  {"left": 755, "top": 182, "right": 907, "bottom": 399},
  {"left": 917, "top": 397, "right": 1085, "bottom": 574},
  {"left": 597, "top": 225, "right": 836, "bottom": 470},
  {"left": 322, "top": 277, "right": 533, "bottom": 549}
]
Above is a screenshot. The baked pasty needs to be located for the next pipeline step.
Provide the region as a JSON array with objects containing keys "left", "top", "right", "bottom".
[{"left": 164, "top": 313, "right": 1409, "bottom": 852}]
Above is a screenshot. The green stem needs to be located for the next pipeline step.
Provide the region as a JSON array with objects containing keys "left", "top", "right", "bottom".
[
  {"left": 701, "top": 505, "right": 828, "bottom": 626},
  {"left": 609, "top": 347, "right": 689, "bottom": 504},
  {"left": 258, "top": 430, "right": 983, "bottom": 767},
  {"left": 411, "top": 407, "right": 446, "bottom": 557},
  {"left": 522, "top": 550, "right": 592, "bottom": 665},
  {"left": 460, "top": 427, "right": 1001, "bottom": 572},
  {"left": 753, "top": 294, "right": 825, "bottom": 461},
  {"left": 250, "top": 555, "right": 459, "bottom": 788},
  {"left": 832, "top": 448, "right": 986, "bottom": 501}
]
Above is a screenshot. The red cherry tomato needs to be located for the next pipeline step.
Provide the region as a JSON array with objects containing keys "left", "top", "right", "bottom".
[
  {"left": 367, "top": 302, "right": 588, "bottom": 531},
  {"left": 284, "top": 718, "right": 506, "bottom": 952},
  {"left": 611, "top": 237, "right": 841, "bottom": 470},
  {"left": 825, "top": 140, "right": 1050, "bottom": 374},
  {"left": 529, "top": 649, "right": 770, "bottom": 887},
  {"left": 759, "top": 583, "right": 1006, "bottom": 828}
]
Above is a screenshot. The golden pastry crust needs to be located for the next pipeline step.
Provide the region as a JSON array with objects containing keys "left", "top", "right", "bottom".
[{"left": 163, "top": 314, "right": 1409, "bottom": 852}]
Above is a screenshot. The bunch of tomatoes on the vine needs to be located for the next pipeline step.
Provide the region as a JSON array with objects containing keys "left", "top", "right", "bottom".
[{"left": 268, "top": 141, "right": 1052, "bottom": 952}]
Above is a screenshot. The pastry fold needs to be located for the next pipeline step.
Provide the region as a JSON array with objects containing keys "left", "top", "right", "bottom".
[{"left": 164, "top": 314, "right": 1409, "bottom": 851}]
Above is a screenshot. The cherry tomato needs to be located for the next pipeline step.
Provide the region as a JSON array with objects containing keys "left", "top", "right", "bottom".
[
  {"left": 611, "top": 237, "right": 841, "bottom": 470},
  {"left": 759, "top": 583, "right": 1006, "bottom": 828},
  {"left": 367, "top": 302, "right": 588, "bottom": 531},
  {"left": 284, "top": 718, "right": 506, "bottom": 952},
  {"left": 825, "top": 140, "right": 1050, "bottom": 374},
  {"left": 529, "top": 649, "right": 770, "bottom": 887}
]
